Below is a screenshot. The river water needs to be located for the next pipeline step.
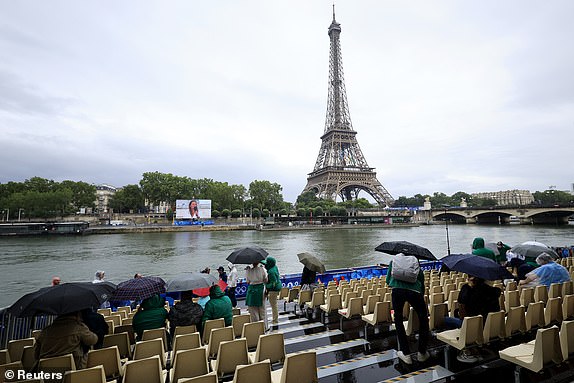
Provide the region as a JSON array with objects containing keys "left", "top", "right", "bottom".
[{"left": 1, "top": 224, "right": 572, "bottom": 308}]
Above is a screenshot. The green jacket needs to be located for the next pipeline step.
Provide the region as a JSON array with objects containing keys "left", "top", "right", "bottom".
[
  {"left": 472, "top": 237, "right": 496, "bottom": 261},
  {"left": 202, "top": 285, "right": 233, "bottom": 328},
  {"left": 132, "top": 294, "right": 168, "bottom": 341},
  {"left": 263, "top": 257, "right": 282, "bottom": 292},
  {"left": 386, "top": 261, "right": 425, "bottom": 294},
  {"left": 496, "top": 242, "right": 511, "bottom": 263}
]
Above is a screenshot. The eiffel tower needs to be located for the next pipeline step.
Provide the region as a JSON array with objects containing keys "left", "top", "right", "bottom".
[{"left": 302, "top": 9, "right": 394, "bottom": 206}]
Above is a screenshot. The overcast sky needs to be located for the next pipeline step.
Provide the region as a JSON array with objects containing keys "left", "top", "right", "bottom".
[{"left": 1, "top": 1, "right": 573, "bottom": 203}]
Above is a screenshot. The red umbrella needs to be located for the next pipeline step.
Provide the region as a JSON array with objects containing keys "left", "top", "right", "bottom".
[{"left": 193, "top": 279, "right": 227, "bottom": 297}]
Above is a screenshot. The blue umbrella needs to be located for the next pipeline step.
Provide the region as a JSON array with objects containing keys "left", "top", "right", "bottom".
[{"left": 441, "top": 253, "right": 514, "bottom": 280}]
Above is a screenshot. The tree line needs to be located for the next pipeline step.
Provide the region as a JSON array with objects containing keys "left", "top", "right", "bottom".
[{"left": 1, "top": 174, "right": 571, "bottom": 220}]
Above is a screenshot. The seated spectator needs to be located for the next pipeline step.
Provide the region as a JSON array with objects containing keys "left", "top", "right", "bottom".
[
  {"left": 519, "top": 253, "right": 570, "bottom": 288},
  {"left": 81, "top": 308, "right": 109, "bottom": 349},
  {"left": 202, "top": 285, "right": 233, "bottom": 330},
  {"left": 168, "top": 290, "right": 204, "bottom": 338},
  {"left": 132, "top": 294, "right": 168, "bottom": 341},
  {"left": 34, "top": 311, "right": 98, "bottom": 370}
]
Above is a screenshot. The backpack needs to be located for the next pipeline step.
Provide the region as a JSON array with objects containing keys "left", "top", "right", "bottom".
[{"left": 391, "top": 255, "right": 420, "bottom": 283}]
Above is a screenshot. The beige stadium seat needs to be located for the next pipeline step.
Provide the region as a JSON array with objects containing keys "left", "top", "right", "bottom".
[
  {"left": 210, "top": 338, "right": 249, "bottom": 378},
  {"left": 242, "top": 321, "right": 266, "bottom": 350},
  {"left": 504, "top": 290, "right": 521, "bottom": 312},
  {"left": 113, "top": 324, "right": 135, "bottom": 345},
  {"left": 232, "top": 314, "right": 251, "bottom": 338},
  {"left": 63, "top": 365, "right": 109, "bottom": 383},
  {"left": 173, "top": 332, "right": 202, "bottom": 354},
  {"left": 141, "top": 328, "right": 168, "bottom": 352},
  {"left": 178, "top": 372, "right": 218, "bottom": 383},
  {"left": 233, "top": 360, "right": 272, "bottom": 383},
  {"left": 499, "top": 326, "right": 562, "bottom": 373},
  {"left": 170, "top": 347, "right": 209, "bottom": 383},
  {"left": 98, "top": 308, "right": 112, "bottom": 316},
  {"left": 207, "top": 327, "right": 234, "bottom": 359},
  {"left": 123, "top": 355, "right": 166, "bottom": 383},
  {"left": 341, "top": 291, "right": 358, "bottom": 309},
  {"left": 560, "top": 320, "right": 574, "bottom": 361},
  {"left": 562, "top": 281, "right": 574, "bottom": 297},
  {"left": 133, "top": 338, "right": 166, "bottom": 369},
  {"left": 103, "top": 332, "right": 132, "bottom": 359},
  {"left": 338, "top": 297, "right": 363, "bottom": 330},
  {"left": 304, "top": 291, "right": 325, "bottom": 317},
  {"left": 505, "top": 305, "right": 527, "bottom": 338},
  {"left": 7, "top": 338, "right": 34, "bottom": 362},
  {"left": 232, "top": 307, "right": 242, "bottom": 316},
  {"left": 549, "top": 283, "right": 562, "bottom": 299},
  {"left": 202, "top": 318, "right": 225, "bottom": 345},
  {"left": 283, "top": 287, "right": 301, "bottom": 312},
  {"left": 562, "top": 294, "right": 574, "bottom": 320},
  {"left": 106, "top": 314, "right": 122, "bottom": 327},
  {"left": 0, "top": 349, "right": 10, "bottom": 365},
  {"left": 520, "top": 287, "right": 535, "bottom": 308},
  {"left": 437, "top": 315, "right": 484, "bottom": 350},
  {"left": 362, "top": 294, "right": 379, "bottom": 315},
  {"left": 525, "top": 302, "right": 545, "bottom": 332},
  {"left": 39, "top": 353, "right": 76, "bottom": 372},
  {"left": 293, "top": 290, "right": 313, "bottom": 312},
  {"left": 248, "top": 333, "right": 285, "bottom": 365},
  {"left": 270, "top": 351, "right": 317, "bottom": 383},
  {"left": 429, "top": 303, "right": 448, "bottom": 332},
  {"left": 544, "top": 297, "right": 563, "bottom": 326},
  {"left": 534, "top": 285, "right": 548, "bottom": 304},
  {"left": 86, "top": 346, "right": 123, "bottom": 381},
  {"left": 20, "top": 345, "right": 36, "bottom": 372},
  {"left": 362, "top": 301, "right": 392, "bottom": 340},
  {"left": 483, "top": 311, "right": 506, "bottom": 344},
  {"left": 506, "top": 280, "right": 518, "bottom": 292},
  {"left": 173, "top": 324, "right": 198, "bottom": 339},
  {"left": 405, "top": 307, "right": 420, "bottom": 337},
  {"left": 278, "top": 287, "right": 289, "bottom": 300},
  {"left": 319, "top": 293, "right": 342, "bottom": 324}
]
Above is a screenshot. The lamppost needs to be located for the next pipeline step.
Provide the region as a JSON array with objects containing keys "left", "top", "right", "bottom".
[
  {"left": 5, "top": 208, "right": 9, "bottom": 222},
  {"left": 443, "top": 204, "right": 451, "bottom": 255},
  {"left": 18, "top": 208, "right": 24, "bottom": 222}
]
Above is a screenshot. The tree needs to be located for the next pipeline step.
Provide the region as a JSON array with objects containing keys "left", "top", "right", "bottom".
[
  {"left": 109, "top": 185, "right": 146, "bottom": 213},
  {"left": 58, "top": 180, "right": 96, "bottom": 211},
  {"left": 248, "top": 180, "right": 284, "bottom": 214}
]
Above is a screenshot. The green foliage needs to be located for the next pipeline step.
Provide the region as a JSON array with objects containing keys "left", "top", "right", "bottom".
[
  {"left": 248, "top": 180, "right": 284, "bottom": 214},
  {"left": 221, "top": 209, "right": 230, "bottom": 218},
  {"left": 314, "top": 206, "right": 324, "bottom": 216},
  {"left": 252, "top": 208, "right": 261, "bottom": 218},
  {"left": 262, "top": 209, "right": 270, "bottom": 218},
  {"left": 296, "top": 208, "right": 306, "bottom": 217},
  {"left": 109, "top": 184, "right": 146, "bottom": 213},
  {"left": 231, "top": 209, "right": 242, "bottom": 218},
  {"left": 212, "top": 210, "right": 221, "bottom": 218},
  {"left": 533, "top": 190, "right": 573, "bottom": 206}
]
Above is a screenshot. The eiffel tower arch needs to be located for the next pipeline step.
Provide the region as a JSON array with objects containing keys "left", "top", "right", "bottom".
[{"left": 302, "top": 9, "right": 394, "bottom": 207}]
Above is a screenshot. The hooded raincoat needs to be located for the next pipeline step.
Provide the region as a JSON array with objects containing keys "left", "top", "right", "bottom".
[
  {"left": 132, "top": 294, "right": 168, "bottom": 340},
  {"left": 263, "top": 257, "right": 282, "bottom": 292},
  {"left": 202, "top": 285, "right": 233, "bottom": 327},
  {"left": 472, "top": 237, "right": 496, "bottom": 261}
]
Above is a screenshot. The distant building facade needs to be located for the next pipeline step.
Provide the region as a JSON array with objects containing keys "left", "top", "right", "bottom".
[
  {"left": 471, "top": 189, "right": 534, "bottom": 206},
  {"left": 95, "top": 184, "right": 117, "bottom": 214}
]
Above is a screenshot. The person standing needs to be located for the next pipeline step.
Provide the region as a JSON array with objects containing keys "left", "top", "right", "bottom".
[
  {"left": 387, "top": 257, "right": 430, "bottom": 365},
  {"left": 300, "top": 266, "right": 317, "bottom": 291},
  {"left": 217, "top": 266, "right": 228, "bottom": 284},
  {"left": 227, "top": 263, "right": 238, "bottom": 307},
  {"left": 262, "top": 257, "right": 282, "bottom": 326},
  {"left": 496, "top": 241, "right": 512, "bottom": 264},
  {"left": 245, "top": 261, "right": 268, "bottom": 329}
]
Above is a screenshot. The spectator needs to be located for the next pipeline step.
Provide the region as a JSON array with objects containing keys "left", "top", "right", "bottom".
[
  {"left": 34, "top": 311, "right": 98, "bottom": 369},
  {"left": 227, "top": 263, "right": 238, "bottom": 307},
  {"left": 92, "top": 271, "right": 105, "bottom": 284},
  {"left": 471, "top": 238, "right": 496, "bottom": 261},
  {"left": 262, "top": 257, "right": 282, "bottom": 326},
  {"left": 519, "top": 253, "right": 571, "bottom": 288},
  {"left": 217, "top": 266, "right": 228, "bottom": 284},
  {"left": 496, "top": 241, "right": 512, "bottom": 264},
  {"left": 245, "top": 261, "right": 268, "bottom": 329},
  {"left": 202, "top": 285, "right": 233, "bottom": 329},
  {"left": 51, "top": 276, "right": 61, "bottom": 286},
  {"left": 444, "top": 275, "right": 501, "bottom": 363},
  {"left": 386, "top": 258, "right": 430, "bottom": 365},
  {"left": 81, "top": 308, "right": 109, "bottom": 349},
  {"left": 132, "top": 294, "right": 168, "bottom": 341},
  {"left": 168, "top": 290, "right": 203, "bottom": 339},
  {"left": 134, "top": 273, "right": 143, "bottom": 278},
  {"left": 300, "top": 266, "right": 317, "bottom": 291}
]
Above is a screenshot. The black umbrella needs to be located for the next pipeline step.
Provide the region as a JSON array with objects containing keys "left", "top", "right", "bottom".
[
  {"left": 226, "top": 246, "right": 268, "bottom": 264},
  {"left": 297, "top": 252, "right": 326, "bottom": 273},
  {"left": 375, "top": 241, "right": 436, "bottom": 260},
  {"left": 167, "top": 272, "right": 219, "bottom": 292},
  {"left": 510, "top": 241, "right": 559, "bottom": 261},
  {"left": 441, "top": 254, "right": 514, "bottom": 281},
  {"left": 111, "top": 276, "right": 166, "bottom": 301},
  {"left": 7, "top": 282, "right": 116, "bottom": 317}
]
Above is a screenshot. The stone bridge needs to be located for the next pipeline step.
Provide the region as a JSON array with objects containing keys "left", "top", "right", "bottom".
[{"left": 429, "top": 206, "right": 574, "bottom": 225}]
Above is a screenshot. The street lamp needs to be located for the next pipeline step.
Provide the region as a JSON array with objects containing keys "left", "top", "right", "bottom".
[
  {"left": 18, "top": 208, "right": 24, "bottom": 222},
  {"left": 443, "top": 204, "right": 451, "bottom": 255}
]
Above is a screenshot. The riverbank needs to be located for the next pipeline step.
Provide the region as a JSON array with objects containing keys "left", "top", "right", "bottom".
[{"left": 83, "top": 222, "right": 419, "bottom": 235}]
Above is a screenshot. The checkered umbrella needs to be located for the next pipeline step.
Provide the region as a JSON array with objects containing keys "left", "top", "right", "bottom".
[{"left": 111, "top": 276, "right": 166, "bottom": 301}]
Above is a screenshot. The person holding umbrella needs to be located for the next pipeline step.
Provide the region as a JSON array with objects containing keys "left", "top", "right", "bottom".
[
  {"left": 262, "top": 257, "right": 282, "bottom": 326},
  {"left": 34, "top": 311, "right": 98, "bottom": 369},
  {"left": 387, "top": 255, "right": 430, "bottom": 365},
  {"left": 168, "top": 290, "right": 203, "bottom": 339},
  {"left": 227, "top": 263, "right": 239, "bottom": 307}
]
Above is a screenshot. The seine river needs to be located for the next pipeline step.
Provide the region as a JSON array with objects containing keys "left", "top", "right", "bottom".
[{"left": 1, "top": 224, "right": 572, "bottom": 308}]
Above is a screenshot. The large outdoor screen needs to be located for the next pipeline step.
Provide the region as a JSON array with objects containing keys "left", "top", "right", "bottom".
[{"left": 175, "top": 199, "right": 212, "bottom": 219}]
